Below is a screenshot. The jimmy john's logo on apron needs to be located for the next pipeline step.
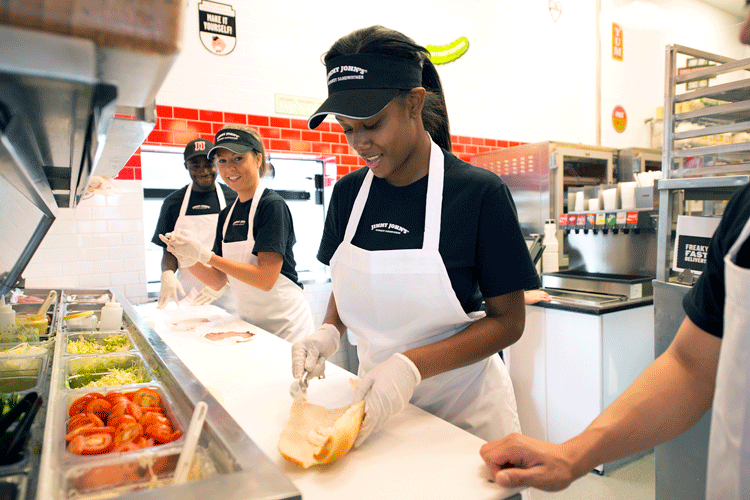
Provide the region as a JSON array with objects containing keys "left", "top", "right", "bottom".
[{"left": 198, "top": 0, "right": 236, "bottom": 55}]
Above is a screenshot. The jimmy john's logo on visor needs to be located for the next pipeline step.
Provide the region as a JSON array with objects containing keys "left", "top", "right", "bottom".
[
  {"left": 216, "top": 131, "right": 240, "bottom": 142},
  {"left": 199, "top": 0, "right": 236, "bottom": 56},
  {"left": 327, "top": 65, "right": 368, "bottom": 86}
]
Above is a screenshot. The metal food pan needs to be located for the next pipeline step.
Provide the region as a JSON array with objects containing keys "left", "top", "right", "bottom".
[
  {"left": 62, "top": 332, "right": 136, "bottom": 357},
  {"left": 0, "top": 341, "right": 53, "bottom": 358},
  {"left": 59, "top": 446, "right": 223, "bottom": 500},
  {"left": 0, "top": 356, "right": 47, "bottom": 394},
  {"left": 63, "top": 354, "right": 152, "bottom": 391},
  {"left": 55, "top": 384, "right": 185, "bottom": 464}
]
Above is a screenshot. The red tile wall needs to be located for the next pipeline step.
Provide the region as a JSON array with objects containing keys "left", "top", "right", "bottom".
[{"left": 116, "top": 105, "right": 525, "bottom": 181}]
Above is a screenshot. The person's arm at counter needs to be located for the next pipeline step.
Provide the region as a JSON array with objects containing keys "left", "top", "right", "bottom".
[
  {"left": 405, "top": 289, "right": 525, "bottom": 379},
  {"left": 161, "top": 248, "right": 179, "bottom": 274},
  {"left": 195, "top": 251, "right": 283, "bottom": 292},
  {"left": 480, "top": 315, "right": 720, "bottom": 491},
  {"left": 161, "top": 230, "right": 284, "bottom": 292}
]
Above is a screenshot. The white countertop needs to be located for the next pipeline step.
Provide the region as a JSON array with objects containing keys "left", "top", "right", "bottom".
[{"left": 135, "top": 302, "right": 523, "bottom": 500}]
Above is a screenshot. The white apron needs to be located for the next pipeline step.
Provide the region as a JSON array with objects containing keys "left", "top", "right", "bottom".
[
  {"left": 706, "top": 213, "right": 750, "bottom": 499},
  {"left": 329, "top": 139, "right": 521, "bottom": 442},
  {"left": 173, "top": 182, "right": 235, "bottom": 314},
  {"left": 222, "top": 184, "right": 313, "bottom": 343}
]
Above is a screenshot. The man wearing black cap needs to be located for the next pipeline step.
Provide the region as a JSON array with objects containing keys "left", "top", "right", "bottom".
[{"left": 151, "top": 138, "right": 237, "bottom": 308}]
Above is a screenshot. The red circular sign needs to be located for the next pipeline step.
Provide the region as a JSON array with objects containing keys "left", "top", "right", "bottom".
[{"left": 612, "top": 105, "right": 627, "bottom": 133}]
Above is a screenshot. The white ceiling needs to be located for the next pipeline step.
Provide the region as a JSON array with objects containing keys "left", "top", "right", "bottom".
[{"left": 700, "top": 0, "right": 745, "bottom": 16}]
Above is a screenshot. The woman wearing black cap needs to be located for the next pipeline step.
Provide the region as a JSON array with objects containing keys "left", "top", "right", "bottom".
[
  {"left": 161, "top": 125, "right": 314, "bottom": 343},
  {"left": 292, "top": 26, "right": 540, "bottom": 447}
]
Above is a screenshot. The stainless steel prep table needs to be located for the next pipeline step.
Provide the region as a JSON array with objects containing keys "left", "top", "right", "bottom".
[{"left": 135, "top": 301, "right": 524, "bottom": 500}]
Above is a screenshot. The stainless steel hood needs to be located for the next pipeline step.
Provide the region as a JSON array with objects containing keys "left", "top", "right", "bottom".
[{"left": 0, "top": 21, "right": 177, "bottom": 296}]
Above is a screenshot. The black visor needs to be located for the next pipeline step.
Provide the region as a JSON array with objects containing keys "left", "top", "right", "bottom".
[
  {"left": 308, "top": 53, "right": 422, "bottom": 129},
  {"left": 208, "top": 129, "right": 263, "bottom": 160}
]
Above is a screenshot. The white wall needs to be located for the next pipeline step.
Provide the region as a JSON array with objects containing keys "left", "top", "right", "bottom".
[
  {"left": 23, "top": 181, "right": 149, "bottom": 304},
  {"left": 158, "top": 0, "right": 748, "bottom": 147},
  {"left": 600, "top": 0, "right": 749, "bottom": 148},
  {"left": 19, "top": 0, "right": 750, "bottom": 306}
]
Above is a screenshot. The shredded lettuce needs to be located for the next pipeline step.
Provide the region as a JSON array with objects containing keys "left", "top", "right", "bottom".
[
  {"left": 79, "top": 367, "right": 148, "bottom": 388},
  {"left": 67, "top": 334, "right": 131, "bottom": 354}
]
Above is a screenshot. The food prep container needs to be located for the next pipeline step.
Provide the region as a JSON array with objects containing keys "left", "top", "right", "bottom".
[
  {"left": 34, "top": 289, "right": 300, "bottom": 500},
  {"left": 63, "top": 332, "right": 135, "bottom": 356},
  {"left": 63, "top": 353, "right": 152, "bottom": 390},
  {"left": 0, "top": 356, "right": 48, "bottom": 394}
]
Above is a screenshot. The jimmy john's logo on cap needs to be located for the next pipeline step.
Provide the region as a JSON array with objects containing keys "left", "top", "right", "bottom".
[
  {"left": 194, "top": 141, "right": 206, "bottom": 151},
  {"left": 327, "top": 65, "right": 369, "bottom": 86}
]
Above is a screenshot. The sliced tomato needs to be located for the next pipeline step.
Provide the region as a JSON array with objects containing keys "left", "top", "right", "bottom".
[
  {"left": 112, "top": 442, "right": 140, "bottom": 453},
  {"left": 108, "top": 401, "right": 128, "bottom": 420},
  {"left": 87, "top": 413, "right": 105, "bottom": 427},
  {"left": 68, "top": 394, "right": 95, "bottom": 416},
  {"left": 65, "top": 426, "right": 115, "bottom": 442},
  {"left": 126, "top": 401, "right": 143, "bottom": 421},
  {"left": 67, "top": 413, "right": 104, "bottom": 433},
  {"left": 107, "top": 414, "right": 136, "bottom": 429},
  {"left": 67, "top": 414, "right": 91, "bottom": 433},
  {"left": 170, "top": 430, "right": 183, "bottom": 442},
  {"left": 114, "top": 422, "right": 143, "bottom": 444},
  {"left": 103, "top": 391, "right": 124, "bottom": 402},
  {"left": 85, "top": 398, "right": 112, "bottom": 419},
  {"left": 139, "top": 406, "right": 163, "bottom": 413},
  {"left": 132, "top": 388, "right": 161, "bottom": 408},
  {"left": 134, "top": 436, "right": 154, "bottom": 449},
  {"left": 139, "top": 412, "right": 170, "bottom": 428},
  {"left": 67, "top": 432, "right": 114, "bottom": 455},
  {"left": 144, "top": 423, "right": 172, "bottom": 444}
]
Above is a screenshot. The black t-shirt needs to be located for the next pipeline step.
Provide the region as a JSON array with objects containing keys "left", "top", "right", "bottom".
[
  {"left": 683, "top": 183, "right": 750, "bottom": 338},
  {"left": 151, "top": 183, "right": 237, "bottom": 248},
  {"left": 213, "top": 189, "right": 303, "bottom": 289},
  {"left": 317, "top": 148, "right": 540, "bottom": 312}
]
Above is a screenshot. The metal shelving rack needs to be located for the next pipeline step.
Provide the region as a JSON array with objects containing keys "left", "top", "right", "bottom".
[
  {"left": 657, "top": 44, "right": 750, "bottom": 282},
  {"left": 654, "top": 44, "right": 750, "bottom": 500}
]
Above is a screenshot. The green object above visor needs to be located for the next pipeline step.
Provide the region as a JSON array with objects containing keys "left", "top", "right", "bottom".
[{"left": 308, "top": 53, "right": 423, "bottom": 129}]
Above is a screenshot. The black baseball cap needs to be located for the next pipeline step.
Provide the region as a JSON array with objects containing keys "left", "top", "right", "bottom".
[
  {"left": 307, "top": 53, "right": 423, "bottom": 129},
  {"left": 184, "top": 139, "right": 213, "bottom": 161},
  {"left": 208, "top": 129, "right": 264, "bottom": 160}
]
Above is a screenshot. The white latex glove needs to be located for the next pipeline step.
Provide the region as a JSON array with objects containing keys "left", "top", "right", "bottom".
[
  {"left": 159, "top": 230, "right": 212, "bottom": 265},
  {"left": 291, "top": 324, "right": 341, "bottom": 380},
  {"left": 192, "top": 284, "right": 228, "bottom": 306},
  {"left": 353, "top": 353, "right": 421, "bottom": 448},
  {"left": 157, "top": 270, "right": 185, "bottom": 309}
]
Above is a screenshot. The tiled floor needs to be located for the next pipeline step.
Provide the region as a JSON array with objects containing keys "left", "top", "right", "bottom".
[{"left": 527, "top": 452, "right": 654, "bottom": 500}]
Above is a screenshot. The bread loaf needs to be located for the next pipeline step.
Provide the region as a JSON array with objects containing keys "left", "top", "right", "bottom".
[{"left": 278, "top": 386, "right": 365, "bottom": 468}]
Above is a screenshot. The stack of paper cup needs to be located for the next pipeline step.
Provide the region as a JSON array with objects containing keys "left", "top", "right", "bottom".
[
  {"left": 574, "top": 192, "right": 585, "bottom": 212},
  {"left": 588, "top": 198, "right": 600, "bottom": 211},
  {"left": 620, "top": 181, "right": 637, "bottom": 209},
  {"left": 603, "top": 188, "right": 617, "bottom": 211}
]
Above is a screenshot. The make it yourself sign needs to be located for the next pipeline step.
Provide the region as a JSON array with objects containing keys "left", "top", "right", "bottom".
[{"left": 199, "top": 0, "right": 236, "bottom": 55}]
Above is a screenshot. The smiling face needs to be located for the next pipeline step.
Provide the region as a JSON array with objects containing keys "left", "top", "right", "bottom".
[
  {"left": 336, "top": 89, "right": 431, "bottom": 187},
  {"left": 214, "top": 148, "right": 262, "bottom": 201},
  {"left": 185, "top": 156, "right": 217, "bottom": 192}
]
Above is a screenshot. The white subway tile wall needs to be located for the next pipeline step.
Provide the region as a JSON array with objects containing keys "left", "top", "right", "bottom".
[{"left": 23, "top": 180, "right": 149, "bottom": 304}]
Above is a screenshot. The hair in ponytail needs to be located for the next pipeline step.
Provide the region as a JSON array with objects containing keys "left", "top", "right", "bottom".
[{"left": 323, "top": 25, "right": 452, "bottom": 151}]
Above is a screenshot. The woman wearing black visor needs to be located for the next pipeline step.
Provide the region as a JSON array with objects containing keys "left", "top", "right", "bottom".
[
  {"left": 161, "top": 125, "right": 314, "bottom": 343},
  {"left": 291, "top": 26, "right": 540, "bottom": 447}
]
